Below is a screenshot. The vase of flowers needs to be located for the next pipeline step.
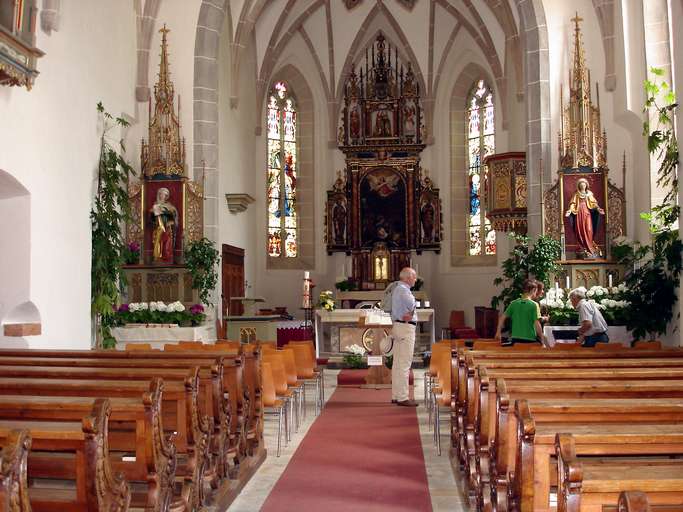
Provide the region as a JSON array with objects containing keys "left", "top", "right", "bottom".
[
  {"left": 124, "top": 241, "right": 141, "bottom": 265},
  {"left": 343, "top": 343, "right": 367, "bottom": 369},
  {"left": 114, "top": 301, "right": 206, "bottom": 327},
  {"left": 318, "top": 290, "right": 336, "bottom": 312}
]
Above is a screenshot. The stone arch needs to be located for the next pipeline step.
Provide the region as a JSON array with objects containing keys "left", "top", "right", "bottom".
[
  {"left": 0, "top": 169, "right": 38, "bottom": 344},
  {"left": 264, "top": 64, "right": 316, "bottom": 270},
  {"left": 449, "top": 63, "right": 500, "bottom": 266},
  {"left": 514, "top": 0, "right": 551, "bottom": 237}
]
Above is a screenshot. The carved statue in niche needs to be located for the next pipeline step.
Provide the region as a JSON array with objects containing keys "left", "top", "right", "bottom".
[
  {"left": 373, "top": 109, "right": 392, "bottom": 137},
  {"left": 150, "top": 187, "right": 178, "bottom": 263},
  {"left": 403, "top": 100, "right": 417, "bottom": 137},
  {"left": 420, "top": 201, "right": 435, "bottom": 242},
  {"left": 332, "top": 199, "right": 347, "bottom": 244},
  {"left": 565, "top": 177, "right": 605, "bottom": 259},
  {"left": 349, "top": 103, "right": 361, "bottom": 140}
]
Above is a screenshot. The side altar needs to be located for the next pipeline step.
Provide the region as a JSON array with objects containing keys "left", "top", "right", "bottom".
[
  {"left": 542, "top": 16, "right": 626, "bottom": 288},
  {"left": 121, "top": 26, "right": 204, "bottom": 308}
]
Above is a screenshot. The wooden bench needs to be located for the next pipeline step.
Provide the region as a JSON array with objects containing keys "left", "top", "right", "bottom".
[
  {"left": 557, "top": 433, "right": 683, "bottom": 512},
  {"left": 0, "top": 398, "right": 131, "bottom": 512},
  {"left": 0, "top": 429, "right": 31, "bottom": 512},
  {"left": 0, "top": 375, "right": 203, "bottom": 512},
  {"left": 0, "top": 379, "right": 174, "bottom": 512},
  {"left": 511, "top": 399, "right": 683, "bottom": 512}
]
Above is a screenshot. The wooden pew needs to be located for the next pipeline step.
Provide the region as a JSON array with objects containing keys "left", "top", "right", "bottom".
[
  {"left": 0, "top": 429, "right": 31, "bottom": 512},
  {"left": 0, "top": 349, "right": 264, "bottom": 511},
  {"left": 0, "top": 376, "right": 203, "bottom": 512},
  {"left": 465, "top": 374, "right": 683, "bottom": 511},
  {"left": 0, "top": 379, "right": 175, "bottom": 512},
  {"left": 0, "top": 399, "right": 131, "bottom": 512},
  {"left": 511, "top": 399, "right": 683, "bottom": 512},
  {"left": 556, "top": 433, "right": 683, "bottom": 512}
]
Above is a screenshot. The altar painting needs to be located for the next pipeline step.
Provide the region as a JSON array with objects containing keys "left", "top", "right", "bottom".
[{"left": 360, "top": 168, "right": 407, "bottom": 248}]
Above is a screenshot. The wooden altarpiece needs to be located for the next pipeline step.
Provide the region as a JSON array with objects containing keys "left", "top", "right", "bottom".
[
  {"left": 542, "top": 16, "right": 626, "bottom": 288},
  {"left": 326, "top": 33, "right": 442, "bottom": 289},
  {"left": 123, "top": 26, "right": 204, "bottom": 305}
]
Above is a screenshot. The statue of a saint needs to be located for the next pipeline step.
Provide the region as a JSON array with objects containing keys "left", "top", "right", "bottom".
[
  {"left": 150, "top": 187, "right": 178, "bottom": 263},
  {"left": 565, "top": 178, "right": 605, "bottom": 259},
  {"left": 332, "top": 201, "right": 347, "bottom": 244},
  {"left": 349, "top": 107, "right": 360, "bottom": 139},
  {"left": 421, "top": 201, "right": 435, "bottom": 242}
]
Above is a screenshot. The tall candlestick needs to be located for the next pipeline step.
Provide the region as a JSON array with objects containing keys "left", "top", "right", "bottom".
[
  {"left": 565, "top": 276, "right": 570, "bottom": 289},
  {"left": 555, "top": 282, "right": 559, "bottom": 293},
  {"left": 608, "top": 274, "right": 613, "bottom": 288},
  {"left": 304, "top": 271, "right": 310, "bottom": 280}
]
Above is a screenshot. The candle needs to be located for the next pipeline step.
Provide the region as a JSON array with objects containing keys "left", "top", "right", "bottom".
[
  {"left": 304, "top": 271, "right": 310, "bottom": 280},
  {"left": 565, "top": 276, "right": 570, "bottom": 289},
  {"left": 424, "top": 300, "right": 430, "bottom": 308},
  {"left": 608, "top": 274, "right": 613, "bottom": 288},
  {"left": 555, "top": 282, "right": 559, "bottom": 293}
]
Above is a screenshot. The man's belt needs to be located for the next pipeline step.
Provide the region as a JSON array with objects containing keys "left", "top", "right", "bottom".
[{"left": 395, "top": 320, "right": 417, "bottom": 326}]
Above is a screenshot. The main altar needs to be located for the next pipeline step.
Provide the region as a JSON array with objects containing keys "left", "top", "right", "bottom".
[
  {"left": 122, "top": 26, "right": 204, "bottom": 307},
  {"left": 325, "top": 33, "right": 442, "bottom": 297}
]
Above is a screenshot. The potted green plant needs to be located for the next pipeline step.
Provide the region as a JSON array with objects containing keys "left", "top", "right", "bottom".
[
  {"left": 184, "top": 237, "right": 220, "bottom": 307},
  {"left": 91, "top": 102, "right": 135, "bottom": 349}
]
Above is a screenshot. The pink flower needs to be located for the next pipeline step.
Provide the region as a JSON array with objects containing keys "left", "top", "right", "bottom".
[
  {"left": 128, "top": 241, "right": 140, "bottom": 253},
  {"left": 190, "top": 304, "right": 204, "bottom": 315}
]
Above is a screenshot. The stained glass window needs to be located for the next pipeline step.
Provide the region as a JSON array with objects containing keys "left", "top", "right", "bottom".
[
  {"left": 466, "top": 80, "right": 496, "bottom": 256},
  {"left": 267, "top": 82, "right": 298, "bottom": 258}
]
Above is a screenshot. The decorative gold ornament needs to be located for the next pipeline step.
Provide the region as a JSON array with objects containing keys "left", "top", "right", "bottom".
[{"left": 141, "top": 25, "right": 186, "bottom": 178}]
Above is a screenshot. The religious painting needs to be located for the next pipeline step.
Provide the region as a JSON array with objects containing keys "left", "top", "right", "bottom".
[
  {"left": 368, "top": 104, "right": 395, "bottom": 139},
  {"left": 360, "top": 168, "right": 407, "bottom": 248},
  {"left": 561, "top": 171, "right": 607, "bottom": 260},
  {"left": 143, "top": 179, "right": 184, "bottom": 265},
  {"left": 403, "top": 98, "right": 417, "bottom": 140}
]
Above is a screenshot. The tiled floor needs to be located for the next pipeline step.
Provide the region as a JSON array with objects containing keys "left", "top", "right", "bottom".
[{"left": 219, "top": 368, "right": 468, "bottom": 512}]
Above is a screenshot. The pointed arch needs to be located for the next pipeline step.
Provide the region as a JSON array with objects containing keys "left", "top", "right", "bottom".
[
  {"left": 450, "top": 63, "right": 499, "bottom": 266},
  {"left": 265, "top": 64, "right": 316, "bottom": 270}
]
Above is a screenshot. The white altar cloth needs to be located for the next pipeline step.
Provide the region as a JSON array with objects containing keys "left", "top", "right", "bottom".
[
  {"left": 543, "top": 325, "right": 631, "bottom": 347},
  {"left": 112, "top": 325, "right": 211, "bottom": 349},
  {"left": 314, "top": 308, "right": 435, "bottom": 357}
]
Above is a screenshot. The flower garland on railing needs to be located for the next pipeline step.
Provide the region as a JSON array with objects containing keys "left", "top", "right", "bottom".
[
  {"left": 113, "top": 301, "right": 205, "bottom": 327},
  {"left": 539, "top": 285, "right": 630, "bottom": 326}
]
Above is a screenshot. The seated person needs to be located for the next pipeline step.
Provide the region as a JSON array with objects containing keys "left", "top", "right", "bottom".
[
  {"left": 495, "top": 279, "right": 546, "bottom": 346},
  {"left": 568, "top": 288, "right": 609, "bottom": 347}
]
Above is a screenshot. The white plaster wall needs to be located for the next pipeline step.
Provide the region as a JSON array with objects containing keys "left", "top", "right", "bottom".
[
  {"left": 218, "top": 21, "right": 258, "bottom": 294},
  {"left": 0, "top": 194, "right": 30, "bottom": 327},
  {"left": 0, "top": 0, "right": 137, "bottom": 348},
  {"left": 251, "top": 33, "right": 333, "bottom": 316}
]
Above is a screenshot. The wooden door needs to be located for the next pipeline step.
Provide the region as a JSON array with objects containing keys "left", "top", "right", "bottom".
[{"left": 222, "top": 244, "right": 245, "bottom": 318}]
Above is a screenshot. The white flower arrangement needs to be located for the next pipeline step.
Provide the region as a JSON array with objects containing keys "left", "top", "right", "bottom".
[
  {"left": 345, "top": 343, "right": 366, "bottom": 355},
  {"left": 540, "top": 283, "right": 630, "bottom": 325},
  {"left": 318, "top": 290, "right": 336, "bottom": 312}
]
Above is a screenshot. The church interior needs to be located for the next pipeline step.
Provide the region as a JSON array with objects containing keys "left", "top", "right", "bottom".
[{"left": 2, "top": 0, "right": 683, "bottom": 510}]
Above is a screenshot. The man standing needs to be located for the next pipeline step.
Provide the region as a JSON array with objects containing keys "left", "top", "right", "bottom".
[
  {"left": 391, "top": 267, "right": 418, "bottom": 407},
  {"left": 569, "top": 288, "right": 609, "bottom": 347}
]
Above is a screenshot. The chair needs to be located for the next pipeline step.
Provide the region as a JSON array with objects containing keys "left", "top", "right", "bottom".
[
  {"left": 125, "top": 343, "right": 152, "bottom": 351},
  {"left": 287, "top": 344, "right": 321, "bottom": 417},
  {"left": 289, "top": 340, "right": 325, "bottom": 407},
  {"left": 262, "top": 352, "right": 294, "bottom": 439},
  {"left": 431, "top": 351, "right": 452, "bottom": 455},
  {"left": 261, "top": 362, "right": 286, "bottom": 457},
  {"left": 426, "top": 344, "right": 451, "bottom": 429},
  {"left": 280, "top": 348, "right": 305, "bottom": 430}
]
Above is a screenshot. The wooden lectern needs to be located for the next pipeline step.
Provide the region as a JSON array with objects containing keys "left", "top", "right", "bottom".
[{"left": 359, "top": 314, "right": 392, "bottom": 386}]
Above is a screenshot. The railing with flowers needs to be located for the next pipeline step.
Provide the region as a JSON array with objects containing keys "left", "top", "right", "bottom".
[
  {"left": 540, "top": 284, "right": 630, "bottom": 326},
  {"left": 113, "top": 301, "right": 206, "bottom": 327}
]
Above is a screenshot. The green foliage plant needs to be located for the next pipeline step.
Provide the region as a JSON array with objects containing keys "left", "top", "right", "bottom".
[
  {"left": 91, "top": 102, "right": 134, "bottom": 349},
  {"left": 184, "top": 237, "right": 220, "bottom": 307},
  {"left": 618, "top": 68, "right": 683, "bottom": 340},
  {"left": 491, "top": 233, "right": 561, "bottom": 310},
  {"left": 342, "top": 353, "right": 366, "bottom": 369},
  {"left": 334, "top": 278, "right": 357, "bottom": 292}
]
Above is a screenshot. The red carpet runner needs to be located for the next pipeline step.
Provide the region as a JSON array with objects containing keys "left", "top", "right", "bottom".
[{"left": 260, "top": 387, "right": 432, "bottom": 511}]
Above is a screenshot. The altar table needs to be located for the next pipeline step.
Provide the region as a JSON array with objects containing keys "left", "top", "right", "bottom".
[
  {"left": 112, "top": 325, "right": 211, "bottom": 350},
  {"left": 314, "top": 308, "right": 435, "bottom": 358}
]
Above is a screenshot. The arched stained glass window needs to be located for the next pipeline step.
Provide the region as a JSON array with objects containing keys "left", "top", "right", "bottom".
[
  {"left": 267, "top": 82, "right": 298, "bottom": 258},
  {"left": 466, "top": 80, "right": 496, "bottom": 256}
]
